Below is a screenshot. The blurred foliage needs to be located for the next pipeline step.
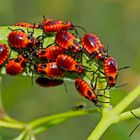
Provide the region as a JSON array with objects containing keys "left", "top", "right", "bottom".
[{"left": 0, "top": 0, "right": 140, "bottom": 139}]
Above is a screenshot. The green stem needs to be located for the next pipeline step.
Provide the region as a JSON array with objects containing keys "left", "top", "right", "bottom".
[
  {"left": 0, "top": 77, "right": 5, "bottom": 118},
  {"left": 87, "top": 107, "right": 119, "bottom": 140},
  {"left": 87, "top": 108, "right": 140, "bottom": 140},
  {"left": 13, "top": 129, "right": 28, "bottom": 140},
  {"left": 119, "top": 108, "right": 140, "bottom": 121},
  {"left": 87, "top": 85, "right": 140, "bottom": 140},
  {"left": 87, "top": 113, "right": 113, "bottom": 140},
  {"left": 33, "top": 127, "right": 48, "bottom": 135},
  {"left": 112, "top": 85, "right": 140, "bottom": 114},
  {"left": 3, "top": 115, "right": 24, "bottom": 124},
  {"left": 0, "top": 120, "right": 24, "bottom": 129},
  {"left": 33, "top": 118, "right": 66, "bottom": 134},
  {"left": 98, "top": 81, "right": 110, "bottom": 109},
  {"left": 30, "top": 109, "right": 98, "bottom": 129}
]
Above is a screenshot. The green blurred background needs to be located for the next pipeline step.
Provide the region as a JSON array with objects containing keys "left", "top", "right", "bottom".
[{"left": 0, "top": 0, "right": 140, "bottom": 139}]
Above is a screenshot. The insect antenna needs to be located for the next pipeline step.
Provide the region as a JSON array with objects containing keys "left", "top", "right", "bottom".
[{"left": 129, "top": 111, "right": 140, "bottom": 136}]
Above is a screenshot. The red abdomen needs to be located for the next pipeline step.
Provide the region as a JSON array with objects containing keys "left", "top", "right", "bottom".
[
  {"left": 56, "top": 54, "right": 84, "bottom": 74},
  {"left": 36, "top": 62, "right": 64, "bottom": 78},
  {"left": 81, "top": 33, "right": 105, "bottom": 59},
  {"left": 42, "top": 19, "right": 72, "bottom": 32},
  {"left": 104, "top": 57, "right": 118, "bottom": 87},
  {"left": 42, "top": 20, "right": 63, "bottom": 32},
  {"left": 15, "top": 22, "right": 38, "bottom": 28},
  {"left": 8, "top": 30, "right": 36, "bottom": 49},
  {"left": 0, "top": 44, "right": 9, "bottom": 65},
  {"left": 37, "top": 46, "right": 64, "bottom": 61},
  {"left": 55, "top": 29, "right": 82, "bottom": 52},
  {"left": 6, "top": 55, "right": 28, "bottom": 75},
  {"left": 55, "top": 29, "right": 75, "bottom": 49},
  {"left": 75, "top": 78, "right": 98, "bottom": 103}
]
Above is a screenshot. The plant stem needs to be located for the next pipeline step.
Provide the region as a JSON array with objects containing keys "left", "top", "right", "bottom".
[
  {"left": 0, "top": 76, "right": 4, "bottom": 114},
  {"left": 13, "top": 129, "right": 28, "bottom": 140},
  {"left": 87, "top": 108, "right": 140, "bottom": 140},
  {"left": 0, "top": 77, "right": 5, "bottom": 118},
  {"left": 98, "top": 81, "right": 110, "bottom": 109},
  {"left": 112, "top": 85, "right": 140, "bottom": 114},
  {"left": 30, "top": 109, "right": 98, "bottom": 129},
  {"left": 0, "top": 120, "right": 24, "bottom": 129},
  {"left": 87, "top": 85, "right": 140, "bottom": 140},
  {"left": 119, "top": 108, "right": 140, "bottom": 121},
  {"left": 3, "top": 115, "right": 24, "bottom": 124},
  {"left": 33, "top": 127, "right": 48, "bottom": 135},
  {"left": 87, "top": 109, "right": 114, "bottom": 140}
]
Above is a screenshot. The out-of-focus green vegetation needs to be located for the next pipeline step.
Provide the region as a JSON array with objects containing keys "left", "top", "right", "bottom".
[{"left": 0, "top": 0, "right": 140, "bottom": 139}]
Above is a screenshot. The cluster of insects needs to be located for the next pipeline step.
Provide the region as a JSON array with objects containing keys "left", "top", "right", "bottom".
[{"left": 0, "top": 17, "right": 129, "bottom": 109}]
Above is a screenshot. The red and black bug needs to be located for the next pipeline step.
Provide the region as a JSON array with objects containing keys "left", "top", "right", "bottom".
[
  {"left": 36, "top": 77, "right": 63, "bottom": 87},
  {"left": 0, "top": 44, "right": 9, "bottom": 65},
  {"left": 6, "top": 54, "right": 28, "bottom": 75},
  {"left": 103, "top": 56, "right": 119, "bottom": 87},
  {"left": 41, "top": 18, "right": 86, "bottom": 33},
  {"left": 35, "top": 62, "right": 64, "bottom": 78},
  {"left": 55, "top": 29, "right": 82, "bottom": 53},
  {"left": 97, "top": 54, "right": 129, "bottom": 89},
  {"left": 41, "top": 19, "right": 71, "bottom": 32},
  {"left": 56, "top": 54, "right": 84, "bottom": 74},
  {"left": 37, "top": 46, "right": 64, "bottom": 61},
  {"left": 7, "top": 29, "right": 37, "bottom": 49},
  {"left": 14, "top": 22, "right": 38, "bottom": 29},
  {"left": 75, "top": 78, "right": 98, "bottom": 105},
  {"left": 81, "top": 33, "right": 105, "bottom": 61}
]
